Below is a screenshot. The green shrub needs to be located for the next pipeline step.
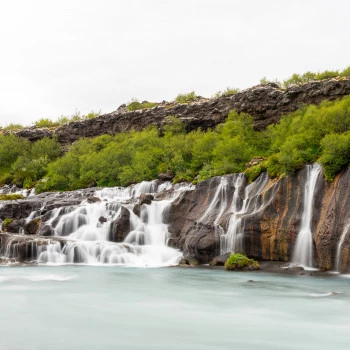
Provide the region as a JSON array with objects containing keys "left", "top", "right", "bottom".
[
  {"left": 244, "top": 163, "right": 267, "bottom": 183},
  {"left": 319, "top": 132, "right": 350, "bottom": 181},
  {"left": 340, "top": 66, "right": 350, "bottom": 77},
  {"left": 34, "top": 118, "right": 60, "bottom": 128},
  {"left": 224, "top": 253, "right": 260, "bottom": 270},
  {"left": 175, "top": 91, "right": 196, "bottom": 104}
]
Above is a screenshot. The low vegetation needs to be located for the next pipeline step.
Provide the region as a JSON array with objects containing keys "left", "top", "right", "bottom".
[
  {"left": 224, "top": 253, "right": 260, "bottom": 270},
  {"left": 214, "top": 87, "right": 240, "bottom": 98},
  {"left": 126, "top": 99, "right": 158, "bottom": 111},
  {"left": 175, "top": 91, "right": 197, "bottom": 104},
  {"left": 260, "top": 66, "right": 350, "bottom": 89}
]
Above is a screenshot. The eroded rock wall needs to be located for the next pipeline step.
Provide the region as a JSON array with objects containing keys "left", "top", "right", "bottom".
[{"left": 168, "top": 166, "right": 350, "bottom": 272}]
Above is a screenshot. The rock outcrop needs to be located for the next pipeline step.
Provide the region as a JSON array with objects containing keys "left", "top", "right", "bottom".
[
  {"left": 167, "top": 166, "right": 350, "bottom": 272},
  {"left": 9, "top": 78, "right": 350, "bottom": 144}
]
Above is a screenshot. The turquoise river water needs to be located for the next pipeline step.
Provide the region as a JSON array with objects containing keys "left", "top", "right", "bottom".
[{"left": 0, "top": 266, "right": 349, "bottom": 350}]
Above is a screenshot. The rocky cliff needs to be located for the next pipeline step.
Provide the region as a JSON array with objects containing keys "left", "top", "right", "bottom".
[
  {"left": 10, "top": 77, "right": 350, "bottom": 144},
  {"left": 168, "top": 166, "right": 350, "bottom": 272}
]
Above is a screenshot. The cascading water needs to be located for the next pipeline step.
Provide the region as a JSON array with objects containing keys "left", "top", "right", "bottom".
[
  {"left": 1, "top": 180, "right": 192, "bottom": 267},
  {"left": 335, "top": 220, "right": 350, "bottom": 272},
  {"left": 196, "top": 172, "right": 273, "bottom": 256},
  {"left": 292, "top": 163, "right": 322, "bottom": 268},
  {"left": 220, "top": 172, "right": 272, "bottom": 254}
]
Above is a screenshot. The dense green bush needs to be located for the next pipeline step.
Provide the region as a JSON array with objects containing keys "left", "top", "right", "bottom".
[{"left": 0, "top": 136, "right": 62, "bottom": 188}]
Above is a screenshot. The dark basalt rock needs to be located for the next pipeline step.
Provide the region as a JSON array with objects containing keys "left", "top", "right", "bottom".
[
  {"left": 8, "top": 78, "right": 350, "bottom": 145},
  {"left": 139, "top": 193, "right": 154, "bottom": 206},
  {"left": 24, "top": 218, "right": 41, "bottom": 235},
  {"left": 87, "top": 196, "right": 101, "bottom": 203},
  {"left": 209, "top": 252, "right": 231, "bottom": 266},
  {"left": 108, "top": 206, "right": 130, "bottom": 242},
  {"left": 4, "top": 219, "right": 25, "bottom": 233}
]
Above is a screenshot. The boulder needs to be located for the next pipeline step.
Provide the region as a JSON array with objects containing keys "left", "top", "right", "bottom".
[
  {"left": 209, "top": 252, "right": 231, "bottom": 266},
  {"left": 139, "top": 193, "right": 154, "bottom": 206},
  {"left": 24, "top": 218, "right": 41, "bottom": 235},
  {"left": 87, "top": 196, "right": 101, "bottom": 203},
  {"left": 108, "top": 206, "right": 130, "bottom": 242}
]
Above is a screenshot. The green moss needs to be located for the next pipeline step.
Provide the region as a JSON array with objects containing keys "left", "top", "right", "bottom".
[
  {"left": 0, "top": 194, "right": 24, "bottom": 200},
  {"left": 3, "top": 218, "right": 13, "bottom": 230},
  {"left": 224, "top": 253, "right": 260, "bottom": 270}
]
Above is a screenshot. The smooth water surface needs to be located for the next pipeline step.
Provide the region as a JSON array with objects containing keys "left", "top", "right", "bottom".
[{"left": 0, "top": 266, "right": 350, "bottom": 350}]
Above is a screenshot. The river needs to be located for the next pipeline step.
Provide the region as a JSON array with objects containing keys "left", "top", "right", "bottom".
[{"left": 0, "top": 266, "right": 349, "bottom": 350}]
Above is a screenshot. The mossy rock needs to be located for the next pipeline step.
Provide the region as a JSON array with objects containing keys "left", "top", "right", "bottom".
[
  {"left": 0, "top": 194, "right": 24, "bottom": 201},
  {"left": 224, "top": 253, "right": 260, "bottom": 271},
  {"left": 2, "top": 218, "right": 13, "bottom": 231}
]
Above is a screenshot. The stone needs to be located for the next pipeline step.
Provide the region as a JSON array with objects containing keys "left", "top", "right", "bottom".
[
  {"left": 139, "top": 193, "right": 154, "bottom": 206},
  {"left": 4, "top": 219, "right": 25, "bottom": 233},
  {"left": 108, "top": 206, "right": 130, "bottom": 242},
  {"left": 24, "top": 218, "right": 41, "bottom": 235},
  {"left": 209, "top": 252, "right": 231, "bottom": 266},
  {"left": 98, "top": 216, "right": 107, "bottom": 224},
  {"left": 87, "top": 196, "right": 101, "bottom": 203}
]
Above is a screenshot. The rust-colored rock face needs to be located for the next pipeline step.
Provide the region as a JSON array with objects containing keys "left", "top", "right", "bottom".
[
  {"left": 168, "top": 166, "right": 350, "bottom": 272},
  {"left": 9, "top": 78, "right": 350, "bottom": 144}
]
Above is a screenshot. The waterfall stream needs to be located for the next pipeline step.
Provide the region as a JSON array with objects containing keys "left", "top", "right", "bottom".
[
  {"left": 335, "top": 220, "right": 350, "bottom": 272},
  {"left": 292, "top": 163, "right": 322, "bottom": 268},
  {"left": 0, "top": 181, "right": 194, "bottom": 267}
]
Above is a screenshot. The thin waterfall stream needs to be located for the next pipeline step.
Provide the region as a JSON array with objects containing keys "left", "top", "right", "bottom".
[{"left": 292, "top": 163, "right": 322, "bottom": 268}]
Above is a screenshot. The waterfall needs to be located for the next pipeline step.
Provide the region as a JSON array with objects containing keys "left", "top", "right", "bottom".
[
  {"left": 0, "top": 180, "right": 193, "bottom": 267},
  {"left": 292, "top": 163, "right": 322, "bottom": 268},
  {"left": 335, "top": 220, "right": 350, "bottom": 272},
  {"left": 220, "top": 172, "right": 271, "bottom": 254}
]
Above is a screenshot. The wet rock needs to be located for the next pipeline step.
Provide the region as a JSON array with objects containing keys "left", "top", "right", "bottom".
[
  {"left": 4, "top": 219, "right": 25, "bottom": 233},
  {"left": 139, "top": 193, "right": 154, "bottom": 206},
  {"left": 24, "top": 218, "right": 41, "bottom": 235},
  {"left": 108, "top": 206, "right": 130, "bottom": 242},
  {"left": 133, "top": 204, "right": 141, "bottom": 217},
  {"left": 98, "top": 216, "right": 107, "bottom": 224},
  {"left": 209, "top": 252, "right": 231, "bottom": 266},
  {"left": 87, "top": 196, "right": 101, "bottom": 203},
  {"left": 38, "top": 224, "right": 54, "bottom": 237}
]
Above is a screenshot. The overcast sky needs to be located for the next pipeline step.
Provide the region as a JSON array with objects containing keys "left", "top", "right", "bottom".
[{"left": 0, "top": 0, "right": 349, "bottom": 126}]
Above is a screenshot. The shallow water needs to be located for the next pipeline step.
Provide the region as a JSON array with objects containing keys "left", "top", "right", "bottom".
[{"left": 0, "top": 266, "right": 349, "bottom": 350}]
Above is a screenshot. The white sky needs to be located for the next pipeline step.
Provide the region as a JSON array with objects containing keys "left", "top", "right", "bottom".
[{"left": 0, "top": 0, "right": 349, "bottom": 126}]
